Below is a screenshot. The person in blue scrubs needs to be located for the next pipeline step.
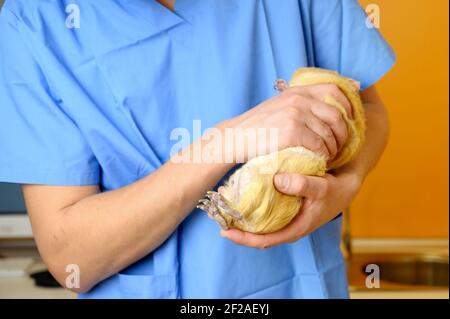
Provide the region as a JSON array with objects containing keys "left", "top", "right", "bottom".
[{"left": 0, "top": 0, "right": 395, "bottom": 298}]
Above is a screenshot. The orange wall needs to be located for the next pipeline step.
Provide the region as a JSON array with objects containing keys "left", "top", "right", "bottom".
[{"left": 351, "top": 0, "right": 449, "bottom": 238}]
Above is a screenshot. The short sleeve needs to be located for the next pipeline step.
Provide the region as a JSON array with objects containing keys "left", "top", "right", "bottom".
[
  {"left": 311, "top": 0, "right": 396, "bottom": 90},
  {"left": 0, "top": 6, "right": 99, "bottom": 185}
]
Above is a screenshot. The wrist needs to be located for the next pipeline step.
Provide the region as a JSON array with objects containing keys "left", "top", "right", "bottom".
[
  {"left": 214, "top": 118, "right": 250, "bottom": 164},
  {"left": 336, "top": 164, "right": 365, "bottom": 196}
]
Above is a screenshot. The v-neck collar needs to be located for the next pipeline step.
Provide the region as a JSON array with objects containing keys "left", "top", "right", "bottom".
[
  {"left": 87, "top": 0, "right": 194, "bottom": 56},
  {"left": 124, "top": 0, "right": 188, "bottom": 36}
]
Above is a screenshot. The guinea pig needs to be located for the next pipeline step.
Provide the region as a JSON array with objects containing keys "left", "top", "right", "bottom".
[{"left": 197, "top": 68, "right": 365, "bottom": 234}]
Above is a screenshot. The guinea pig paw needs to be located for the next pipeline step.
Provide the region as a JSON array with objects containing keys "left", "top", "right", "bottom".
[
  {"left": 206, "top": 191, "right": 242, "bottom": 220},
  {"left": 197, "top": 197, "right": 229, "bottom": 230}
]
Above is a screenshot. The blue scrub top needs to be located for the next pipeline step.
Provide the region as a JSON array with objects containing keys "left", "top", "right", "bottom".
[{"left": 0, "top": 0, "right": 395, "bottom": 298}]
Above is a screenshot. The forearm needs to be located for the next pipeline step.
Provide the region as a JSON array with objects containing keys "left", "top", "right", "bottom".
[
  {"left": 340, "top": 86, "right": 390, "bottom": 183},
  {"left": 37, "top": 140, "right": 233, "bottom": 292}
]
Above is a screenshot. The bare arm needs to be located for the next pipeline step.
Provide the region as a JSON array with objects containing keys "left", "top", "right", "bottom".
[
  {"left": 339, "top": 86, "right": 390, "bottom": 179},
  {"left": 23, "top": 148, "right": 233, "bottom": 293}
]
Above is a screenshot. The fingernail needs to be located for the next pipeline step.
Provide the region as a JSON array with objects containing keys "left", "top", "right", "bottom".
[{"left": 274, "top": 175, "right": 288, "bottom": 190}]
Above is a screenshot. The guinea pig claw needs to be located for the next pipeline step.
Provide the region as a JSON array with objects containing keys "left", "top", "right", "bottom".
[
  {"left": 206, "top": 191, "right": 242, "bottom": 220},
  {"left": 217, "top": 202, "right": 242, "bottom": 220},
  {"left": 197, "top": 198, "right": 210, "bottom": 205},
  {"left": 197, "top": 197, "right": 229, "bottom": 229},
  {"left": 213, "top": 213, "right": 229, "bottom": 230}
]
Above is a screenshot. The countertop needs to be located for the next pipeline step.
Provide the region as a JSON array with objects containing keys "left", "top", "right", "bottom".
[{"left": 0, "top": 260, "right": 75, "bottom": 299}]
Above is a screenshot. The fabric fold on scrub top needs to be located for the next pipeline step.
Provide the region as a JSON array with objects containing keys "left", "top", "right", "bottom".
[{"left": 0, "top": 0, "right": 395, "bottom": 298}]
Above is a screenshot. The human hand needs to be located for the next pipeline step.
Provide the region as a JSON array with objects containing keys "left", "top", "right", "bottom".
[
  {"left": 219, "top": 84, "right": 352, "bottom": 162},
  {"left": 220, "top": 168, "right": 362, "bottom": 249}
]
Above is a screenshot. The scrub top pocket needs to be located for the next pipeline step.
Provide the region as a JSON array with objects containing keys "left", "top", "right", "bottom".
[{"left": 118, "top": 273, "right": 178, "bottom": 299}]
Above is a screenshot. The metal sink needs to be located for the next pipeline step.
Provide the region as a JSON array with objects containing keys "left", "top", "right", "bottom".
[
  {"left": 347, "top": 253, "right": 449, "bottom": 291},
  {"left": 374, "top": 255, "right": 448, "bottom": 286}
]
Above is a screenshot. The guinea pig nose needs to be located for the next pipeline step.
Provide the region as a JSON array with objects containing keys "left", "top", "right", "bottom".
[{"left": 273, "top": 79, "right": 289, "bottom": 93}]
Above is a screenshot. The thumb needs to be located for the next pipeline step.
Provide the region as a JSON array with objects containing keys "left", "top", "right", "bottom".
[{"left": 274, "top": 173, "right": 327, "bottom": 199}]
